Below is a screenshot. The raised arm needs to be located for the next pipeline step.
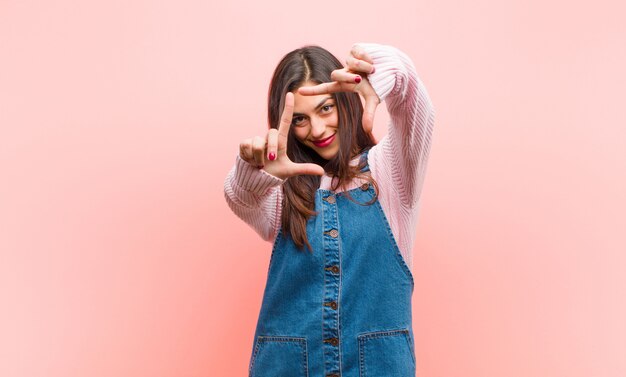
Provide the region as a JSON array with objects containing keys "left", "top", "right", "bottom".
[
  {"left": 224, "top": 156, "right": 284, "bottom": 242},
  {"left": 360, "top": 43, "right": 436, "bottom": 208}
]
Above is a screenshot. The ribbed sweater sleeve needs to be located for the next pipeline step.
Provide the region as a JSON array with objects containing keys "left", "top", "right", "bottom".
[
  {"left": 357, "top": 43, "right": 436, "bottom": 272},
  {"left": 223, "top": 155, "right": 284, "bottom": 242}
]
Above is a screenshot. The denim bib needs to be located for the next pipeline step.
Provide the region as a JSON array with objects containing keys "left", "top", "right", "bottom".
[{"left": 248, "top": 150, "right": 416, "bottom": 377}]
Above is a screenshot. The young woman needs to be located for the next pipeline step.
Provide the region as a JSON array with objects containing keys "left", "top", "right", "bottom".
[{"left": 224, "top": 42, "right": 435, "bottom": 377}]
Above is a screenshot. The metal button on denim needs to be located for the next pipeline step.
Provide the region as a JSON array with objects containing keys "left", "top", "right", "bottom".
[
  {"left": 326, "top": 374, "right": 340, "bottom": 377},
  {"left": 324, "top": 301, "right": 338, "bottom": 310},
  {"left": 325, "top": 265, "right": 340, "bottom": 273},
  {"left": 324, "top": 195, "right": 336, "bottom": 204},
  {"left": 361, "top": 182, "right": 370, "bottom": 190},
  {"left": 324, "top": 337, "right": 339, "bottom": 346},
  {"left": 324, "top": 229, "right": 338, "bottom": 238}
]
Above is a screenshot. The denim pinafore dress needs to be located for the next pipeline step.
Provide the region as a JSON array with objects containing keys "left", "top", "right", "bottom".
[{"left": 248, "top": 150, "right": 416, "bottom": 377}]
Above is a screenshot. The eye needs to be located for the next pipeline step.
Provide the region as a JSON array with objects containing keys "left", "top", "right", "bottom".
[
  {"left": 292, "top": 115, "right": 307, "bottom": 126},
  {"left": 321, "top": 104, "right": 335, "bottom": 113}
]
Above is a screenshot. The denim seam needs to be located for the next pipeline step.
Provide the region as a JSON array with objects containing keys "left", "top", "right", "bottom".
[
  {"left": 321, "top": 190, "right": 327, "bottom": 374},
  {"left": 336, "top": 196, "right": 343, "bottom": 373},
  {"left": 357, "top": 328, "right": 412, "bottom": 377},
  {"left": 371, "top": 196, "right": 415, "bottom": 286},
  {"left": 249, "top": 336, "right": 308, "bottom": 377},
  {"left": 267, "top": 228, "right": 282, "bottom": 277},
  {"left": 405, "top": 331, "right": 416, "bottom": 365}
]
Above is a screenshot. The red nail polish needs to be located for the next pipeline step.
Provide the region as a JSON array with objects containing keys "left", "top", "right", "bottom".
[
  {"left": 355, "top": 75, "right": 362, "bottom": 83},
  {"left": 269, "top": 152, "right": 276, "bottom": 161}
]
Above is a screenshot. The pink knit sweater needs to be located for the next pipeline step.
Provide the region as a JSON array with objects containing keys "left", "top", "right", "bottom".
[{"left": 223, "top": 43, "right": 435, "bottom": 275}]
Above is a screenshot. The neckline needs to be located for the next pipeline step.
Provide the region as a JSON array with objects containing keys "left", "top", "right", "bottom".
[
  {"left": 316, "top": 184, "right": 371, "bottom": 195},
  {"left": 321, "top": 149, "right": 370, "bottom": 177}
]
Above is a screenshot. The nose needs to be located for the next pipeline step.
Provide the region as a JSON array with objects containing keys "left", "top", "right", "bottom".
[{"left": 309, "top": 116, "right": 326, "bottom": 139}]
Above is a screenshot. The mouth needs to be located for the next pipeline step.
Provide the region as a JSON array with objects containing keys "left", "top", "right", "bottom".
[{"left": 311, "top": 133, "right": 336, "bottom": 148}]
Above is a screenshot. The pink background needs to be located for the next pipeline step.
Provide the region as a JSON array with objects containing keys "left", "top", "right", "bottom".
[{"left": 1, "top": 0, "right": 625, "bottom": 376}]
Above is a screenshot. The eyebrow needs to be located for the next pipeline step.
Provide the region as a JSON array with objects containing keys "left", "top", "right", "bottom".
[{"left": 293, "top": 96, "right": 334, "bottom": 116}]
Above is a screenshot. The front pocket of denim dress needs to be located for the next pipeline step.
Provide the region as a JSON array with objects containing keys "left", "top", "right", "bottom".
[
  {"left": 358, "top": 329, "right": 415, "bottom": 377},
  {"left": 249, "top": 336, "right": 308, "bottom": 377}
]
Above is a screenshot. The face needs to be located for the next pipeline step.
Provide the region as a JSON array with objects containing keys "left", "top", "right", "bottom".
[{"left": 291, "top": 81, "right": 340, "bottom": 160}]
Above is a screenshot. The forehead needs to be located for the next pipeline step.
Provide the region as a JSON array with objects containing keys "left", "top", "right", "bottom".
[{"left": 293, "top": 84, "right": 334, "bottom": 113}]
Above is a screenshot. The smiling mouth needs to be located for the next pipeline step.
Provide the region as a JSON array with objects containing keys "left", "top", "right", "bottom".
[{"left": 312, "top": 133, "right": 336, "bottom": 148}]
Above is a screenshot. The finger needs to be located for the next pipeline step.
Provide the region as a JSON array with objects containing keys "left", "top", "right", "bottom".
[
  {"left": 239, "top": 138, "right": 254, "bottom": 163},
  {"left": 298, "top": 81, "right": 343, "bottom": 96},
  {"left": 346, "top": 55, "right": 375, "bottom": 74},
  {"left": 362, "top": 95, "right": 379, "bottom": 134},
  {"left": 252, "top": 136, "right": 266, "bottom": 168},
  {"left": 331, "top": 69, "right": 362, "bottom": 85},
  {"left": 350, "top": 44, "right": 374, "bottom": 65},
  {"left": 290, "top": 162, "right": 325, "bottom": 177},
  {"left": 266, "top": 128, "right": 278, "bottom": 161},
  {"left": 277, "top": 92, "right": 294, "bottom": 140}
]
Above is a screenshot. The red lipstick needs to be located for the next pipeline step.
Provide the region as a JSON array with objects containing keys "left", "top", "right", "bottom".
[{"left": 312, "top": 133, "right": 336, "bottom": 148}]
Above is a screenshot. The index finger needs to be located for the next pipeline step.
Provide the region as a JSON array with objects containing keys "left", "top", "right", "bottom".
[
  {"left": 278, "top": 92, "right": 294, "bottom": 139},
  {"left": 297, "top": 81, "right": 343, "bottom": 96},
  {"left": 350, "top": 44, "right": 374, "bottom": 64}
]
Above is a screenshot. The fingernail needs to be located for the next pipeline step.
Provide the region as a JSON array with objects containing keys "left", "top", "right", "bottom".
[
  {"left": 354, "top": 75, "right": 362, "bottom": 83},
  {"left": 258, "top": 165, "right": 264, "bottom": 169},
  {"left": 268, "top": 152, "right": 276, "bottom": 161},
  {"left": 371, "top": 66, "right": 376, "bottom": 74}
]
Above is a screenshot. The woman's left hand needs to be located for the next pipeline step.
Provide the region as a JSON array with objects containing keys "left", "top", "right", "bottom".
[{"left": 298, "top": 44, "right": 380, "bottom": 134}]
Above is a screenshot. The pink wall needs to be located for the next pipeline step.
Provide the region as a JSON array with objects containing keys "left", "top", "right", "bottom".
[{"left": 1, "top": 0, "right": 625, "bottom": 376}]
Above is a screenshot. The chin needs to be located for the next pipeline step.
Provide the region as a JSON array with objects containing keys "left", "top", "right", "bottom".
[
  {"left": 307, "top": 142, "right": 339, "bottom": 161},
  {"left": 318, "top": 149, "right": 339, "bottom": 160}
]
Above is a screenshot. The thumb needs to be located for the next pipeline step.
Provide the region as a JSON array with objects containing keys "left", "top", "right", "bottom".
[{"left": 290, "top": 162, "right": 325, "bottom": 177}]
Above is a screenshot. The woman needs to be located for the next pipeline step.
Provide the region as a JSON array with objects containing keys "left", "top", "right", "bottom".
[{"left": 224, "top": 42, "right": 435, "bottom": 377}]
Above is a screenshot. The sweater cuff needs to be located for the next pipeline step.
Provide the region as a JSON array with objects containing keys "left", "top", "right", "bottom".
[
  {"left": 233, "top": 155, "right": 284, "bottom": 194},
  {"left": 354, "top": 43, "right": 412, "bottom": 102}
]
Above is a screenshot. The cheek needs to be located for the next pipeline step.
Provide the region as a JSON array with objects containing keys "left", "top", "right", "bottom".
[{"left": 293, "top": 127, "right": 308, "bottom": 143}]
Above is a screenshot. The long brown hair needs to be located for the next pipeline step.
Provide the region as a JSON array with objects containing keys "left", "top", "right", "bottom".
[{"left": 268, "top": 45, "right": 378, "bottom": 251}]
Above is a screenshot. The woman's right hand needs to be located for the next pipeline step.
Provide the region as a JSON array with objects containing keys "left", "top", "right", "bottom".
[{"left": 238, "top": 92, "right": 325, "bottom": 180}]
